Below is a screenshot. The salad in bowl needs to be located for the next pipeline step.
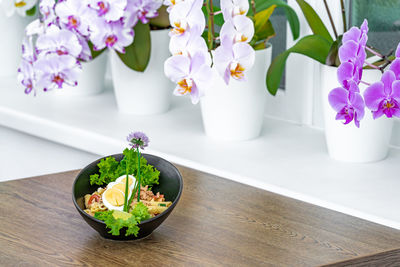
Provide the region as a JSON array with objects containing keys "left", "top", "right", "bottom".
[{"left": 72, "top": 132, "right": 183, "bottom": 240}]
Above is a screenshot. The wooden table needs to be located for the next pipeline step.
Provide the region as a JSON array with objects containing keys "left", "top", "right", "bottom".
[{"left": 1, "top": 166, "right": 400, "bottom": 266}]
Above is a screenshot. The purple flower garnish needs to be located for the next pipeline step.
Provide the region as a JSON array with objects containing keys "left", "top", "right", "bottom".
[
  {"left": 329, "top": 87, "right": 365, "bottom": 128},
  {"left": 127, "top": 132, "right": 149, "bottom": 150},
  {"left": 364, "top": 70, "right": 400, "bottom": 119}
]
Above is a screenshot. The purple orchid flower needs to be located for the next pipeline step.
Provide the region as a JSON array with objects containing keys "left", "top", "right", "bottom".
[
  {"left": 18, "top": 59, "right": 36, "bottom": 95},
  {"left": 164, "top": 52, "right": 212, "bottom": 104},
  {"left": 34, "top": 54, "right": 82, "bottom": 91},
  {"left": 342, "top": 19, "right": 368, "bottom": 46},
  {"left": 36, "top": 25, "right": 83, "bottom": 57},
  {"left": 127, "top": 131, "right": 149, "bottom": 149},
  {"left": 125, "top": 0, "right": 161, "bottom": 26},
  {"left": 90, "top": 19, "right": 134, "bottom": 53},
  {"left": 39, "top": 0, "right": 57, "bottom": 26},
  {"left": 329, "top": 87, "right": 365, "bottom": 128},
  {"left": 55, "top": 0, "right": 96, "bottom": 37},
  {"left": 89, "top": 0, "right": 127, "bottom": 22},
  {"left": 214, "top": 35, "right": 255, "bottom": 84},
  {"left": 337, "top": 61, "right": 360, "bottom": 92},
  {"left": 364, "top": 70, "right": 400, "bottom": 119},
  {"left": 76, "top": 33, "right": 92, "bottom": 61}
]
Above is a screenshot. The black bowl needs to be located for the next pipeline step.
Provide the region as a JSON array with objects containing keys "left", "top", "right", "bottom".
[{"left": 72, "top": 153, "right": 183, "bottom": 240}]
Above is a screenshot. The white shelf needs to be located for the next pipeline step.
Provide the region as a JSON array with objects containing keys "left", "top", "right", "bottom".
[
  {"left": 1, "top": 77, "right": 400, "bottom": 230},
  {"left": 0, "top": 125, "right": 99, "bottom": 181}
]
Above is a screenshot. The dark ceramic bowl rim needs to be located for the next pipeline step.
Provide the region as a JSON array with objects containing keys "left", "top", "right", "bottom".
[{"left": 72, "top": 153, "right": 183, "bottom": 227}]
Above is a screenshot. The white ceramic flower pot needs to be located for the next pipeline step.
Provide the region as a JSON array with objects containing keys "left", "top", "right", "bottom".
[
  {"left": 321, "top": 64, "right": 394, "bottom": 163},
  {"left": 110, "top": 29, "right": 172, "bottom": 115},
  {"left": 56, "top": 51, "right": 108, "bottom": 96},
  {"left": 0, "top": 12, "right": 32, "bottom": 78},
  {"left": 200, "top": 46, "right": 272, "bottom": 141}
]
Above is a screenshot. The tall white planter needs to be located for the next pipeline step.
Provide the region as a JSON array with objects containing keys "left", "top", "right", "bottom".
[
  {"left": 200, "top": 46, "right": 272, "bottom": 141},
  {"left": 0, "top": 12, "right": 32, "bottom": 78},
  {"left": 55, "top": 51, "right": 108, "bottom": 96},
  {"left": 110, "top": 29, "right": 172, "bottom": 115},
  {"left": 321, "top": 64, "right": 394, "bottom": 162}
]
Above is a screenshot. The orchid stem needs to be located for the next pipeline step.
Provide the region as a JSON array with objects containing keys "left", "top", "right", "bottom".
[
  {"left": 206, "top": 0, "right": 215, "bottom": 50},
  {"left": 340, "top": 0, "right": 347, "bottom": 32},
  {"left": 366, "top": 46, "right": 384, "bottom": 58},
  {"left": 323, "top": 0, "right": 338, "bottom": 39},
  {"left": 365, "top": 61, "right": 380, "bottom": 70},
  {"left": 251, "top": 0, "right": 256, "bottom": 16},
  {"left": 359, "top": 80, "right": 371, "bottom": 86}
]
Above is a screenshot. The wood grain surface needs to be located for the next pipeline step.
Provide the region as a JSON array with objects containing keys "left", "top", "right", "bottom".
[{"left": 1, "top": 166, "right": 400, "bottom": 266}]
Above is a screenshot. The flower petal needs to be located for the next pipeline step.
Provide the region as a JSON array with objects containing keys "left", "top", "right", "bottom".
[
  {"left": 381, "top": 70, "right": 396, "bottom": 95},
  {"left": 390, "top": 58, "right": 400, "bottom": 80},
  {"left": 363, "top": 81, "right": 385, "bottom": 111},
  {"left": 164, "top": 55, "right": 190, "bottom": 82},
  {"left": 328, "top": 87, "right": 349, "bottom": 112},
  {"left": 349, "top": 91, "right": 365, "bottom": 120}
]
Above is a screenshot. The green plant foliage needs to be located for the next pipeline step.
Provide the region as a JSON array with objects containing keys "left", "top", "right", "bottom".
[
  {"left": 266, "top": 34, "right": 332, "bottom": 95},
  {"left": 117, "top": 22, "right": 151, "bottom": 72},
  {"left": 253, "top": 0, "right": 300, "bottom": 40},
  {"left": 294, "top": 0, "right": 333, "bottom": 43},
  {"left": 25, "top": 5, "right": 36, "bottom": 16},
  {"left": 325, "top": 35, "right": 342, "bottom": 66},
  {"left": 252, "top": 5, "right": 276, "bottom": 43},
  {"left": 88, "top": 41, "right": 106, "bottom": 61}
]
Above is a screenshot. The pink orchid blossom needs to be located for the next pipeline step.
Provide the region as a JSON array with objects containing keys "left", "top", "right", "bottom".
[
  {"left": 36, "top": 25, "right": 83, "bottom": 58},
  {"left": 214, "top": 36, "right": 255, "bottom": 84},
  {"left": 220, "top": 0, "right": 249, "bottom": 20},
  {"left": 34, "top": 54, "right": 82, "bottom": 91},
  {"left": 89, "top": 0, "right": 127, "bottom": 22},
  {"left": 329, "top": 88, "right": 365, "bottom": 128},
  {"left": 55, "top": 0, "right": 95, "bottom": 37},
  {"left": 164, "top": 52, "right": 212, "bottom": 104},
  {"left": 90, "top": 19, "right": 134, "bottom": 53},
  {"left": 220, "top": 15, "right": 254, "bottom": 44},
  {"left": 169, "top": 0, "right": 205, "bottom": 38}
]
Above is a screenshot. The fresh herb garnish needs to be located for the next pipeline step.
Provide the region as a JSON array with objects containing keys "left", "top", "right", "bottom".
[
  {"left": 94, "top": 202, "right": 151, "bottom": 237},
  {"left": 89, "top": 148, "right": 160, "bottom": 187}
]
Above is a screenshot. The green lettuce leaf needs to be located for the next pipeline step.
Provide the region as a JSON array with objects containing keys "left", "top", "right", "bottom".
[
  {"left": 90, "top": 149, "right": 160, "bottom": 186},
  {"left": 94, "top": 203, "right": 150, "bottom": 236}
]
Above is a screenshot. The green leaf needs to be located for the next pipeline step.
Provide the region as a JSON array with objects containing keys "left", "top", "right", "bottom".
[
  {"left": 131, "top": 202, "right": 151, "bottom": 222},
  {"left": 88, "top": 41, "right": 106, "bottom": 61},
  {"left": 25, "top": 5, "right": 36, "bottom": 16},
  {"left": 117, "top": 22, "right": 151, "bottom": 72},
  {"left": 253, "top": 0, "right": 300, "bottom": 40},
  {"left": 266, "top": 34, "right": 332, "bottom": 95},
  {"left": 90, "top": 156, "right": 120, "bottom": 185},
  {"left": 149, "top": 6, "right": 170, "bottom": 28},
  {"left": 253, "top": 19, "right": 276, "bottom": 46},
  {"left": 325, "top": 35, "right": 342, "bottom": 66},
  {"left": 295, "top": 0, "right": 333, "bottom": 43}
]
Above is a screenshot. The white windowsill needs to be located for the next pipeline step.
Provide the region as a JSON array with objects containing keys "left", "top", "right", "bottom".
[{"left": 1, "top": 77, "right": 400, "bottom": 230}]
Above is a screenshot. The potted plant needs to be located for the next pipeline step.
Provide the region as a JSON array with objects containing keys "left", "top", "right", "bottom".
[
  {"left": 18, "top": 0, "right": 170, "bottom": 100},
  {"left": 164, "top": 0, "right": 300, "bottom": 141},
  {"left": 267, "top": 0, "right": 396, "bottom": 162},
  {"left": 109, "top": 3, "right": 173, "bottom": 115},
  {"left": 18, "top": 0, "right": 108, "bottom": 96},
  {"left": 0, "top": 0, "right": 37, "bottom": 78}
]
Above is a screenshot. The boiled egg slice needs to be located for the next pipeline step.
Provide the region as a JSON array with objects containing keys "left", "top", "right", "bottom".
[{"left": 102, "top": 175, "right": 136, "bottom": 211}]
